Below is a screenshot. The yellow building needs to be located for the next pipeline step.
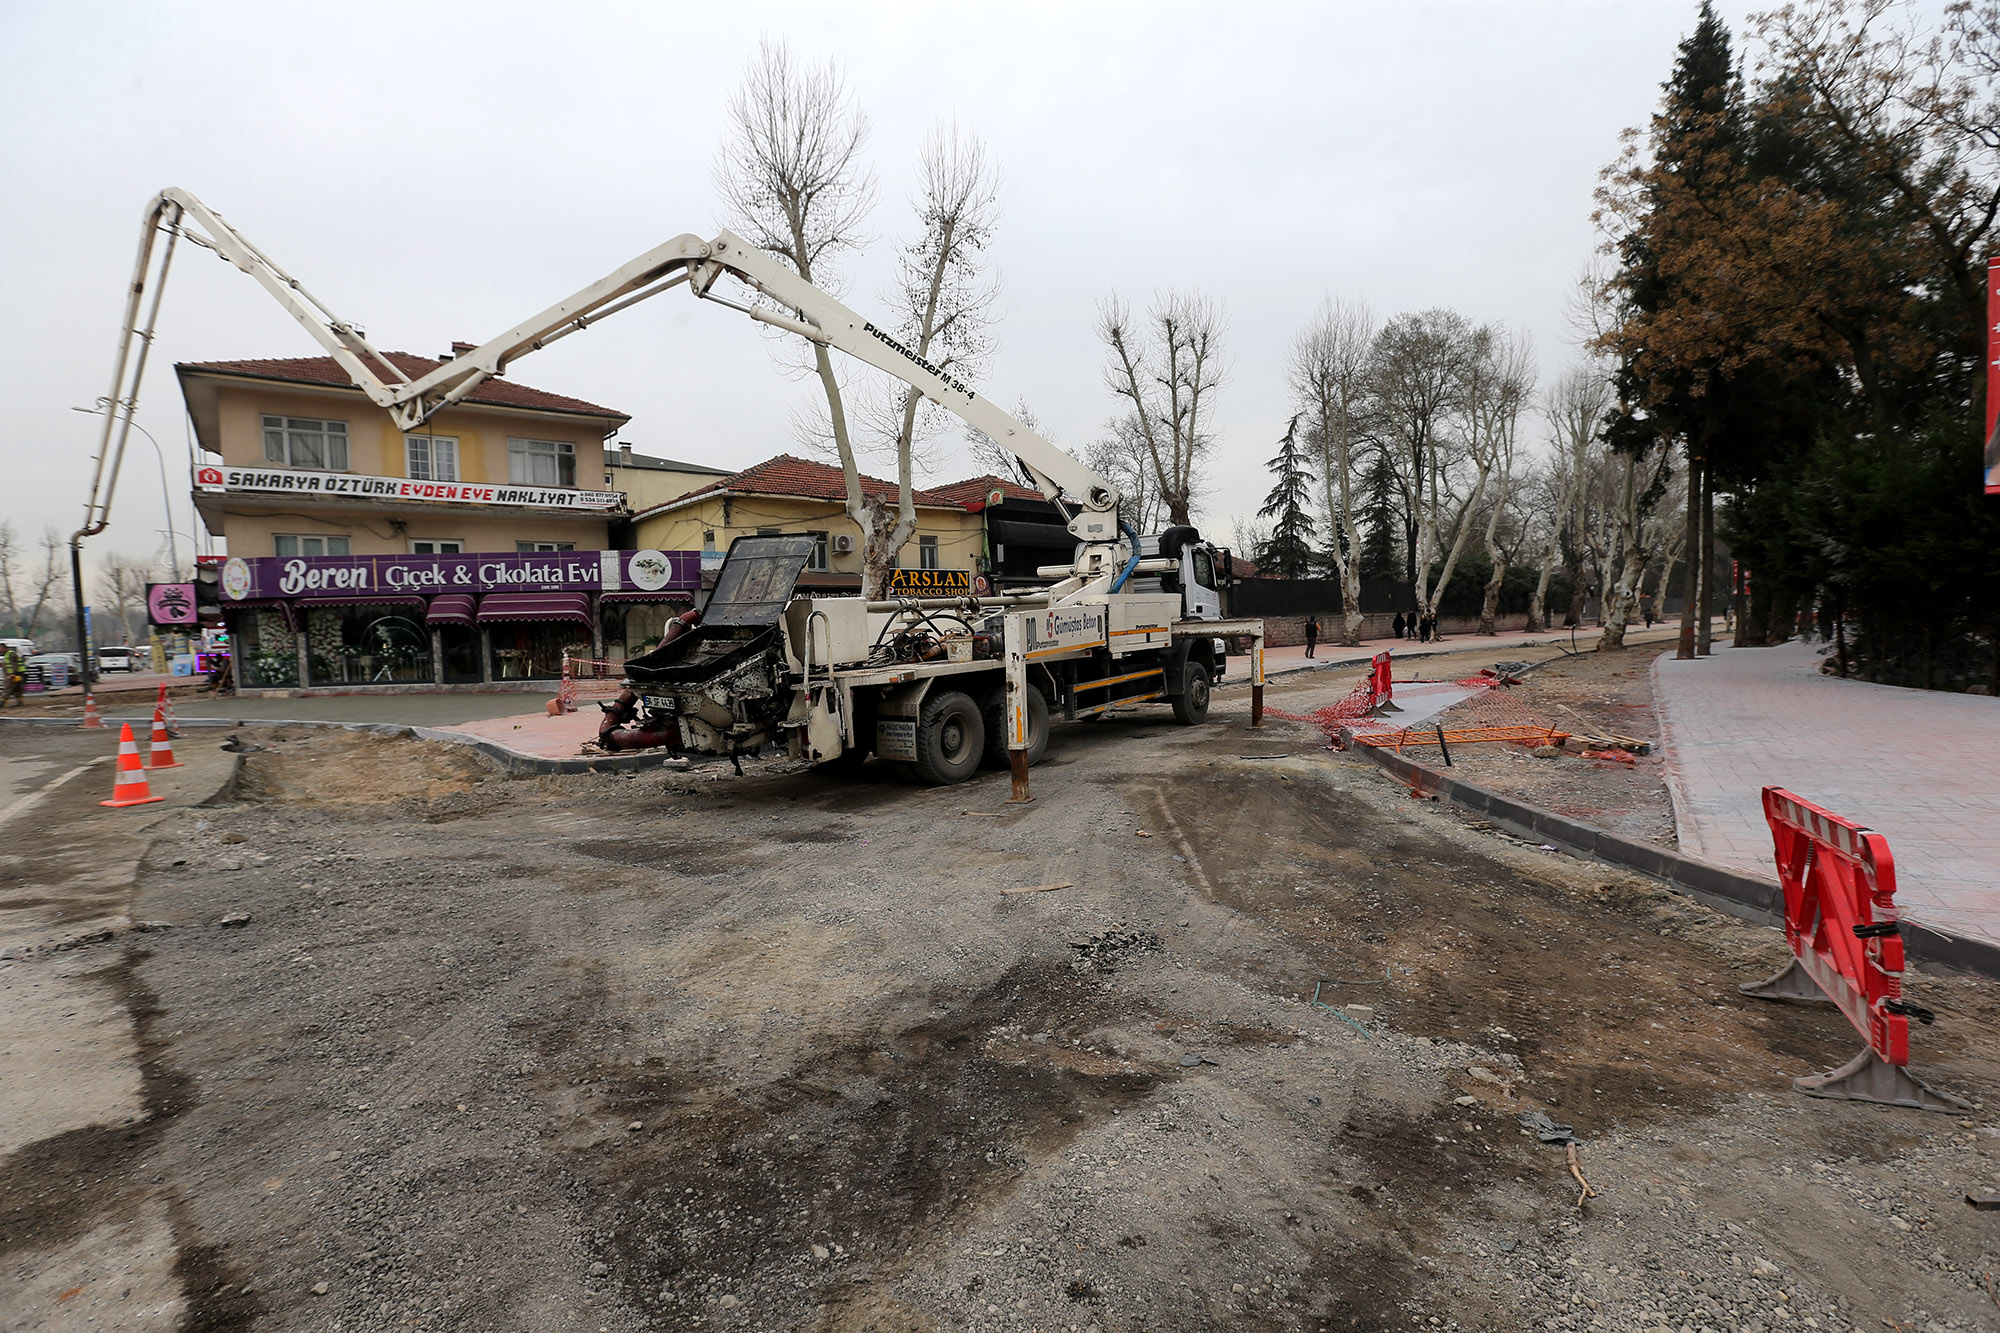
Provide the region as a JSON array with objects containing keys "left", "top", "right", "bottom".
[
  {"left": 176, "top": 348, "right": 673, "bottom": 690},
  {"left": 629, "top": 454, "right": 986, "bottom": 591},
  {"left": 603, "top": 444, "right": 731, "bottom": 514},
  {"left": 180, "top": 347, "right": 629, "bottom": 558}
]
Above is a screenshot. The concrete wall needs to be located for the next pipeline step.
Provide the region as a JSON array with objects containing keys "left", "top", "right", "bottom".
[{"left": 1259, "top": 611, "right": 1536, "bottom": 647}]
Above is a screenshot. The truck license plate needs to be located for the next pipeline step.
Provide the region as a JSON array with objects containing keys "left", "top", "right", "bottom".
[{"left": 641, "top": 695, "right": 678, "bottom": 713}]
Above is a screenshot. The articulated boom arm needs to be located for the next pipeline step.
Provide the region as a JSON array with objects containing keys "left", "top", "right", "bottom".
[{"left": 109, "top": 188, "right": 1127, "bottom": 561}]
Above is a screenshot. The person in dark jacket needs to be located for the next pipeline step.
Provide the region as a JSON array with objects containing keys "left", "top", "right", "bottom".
[
  {"left": 1391, "top": 612, "right": 1405, "bottom": 640},
  {"left": 1303, "top": 618, "right": 1319, "bottom": 659}
]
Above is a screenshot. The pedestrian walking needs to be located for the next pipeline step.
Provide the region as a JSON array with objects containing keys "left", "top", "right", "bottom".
[
  {"left": 1, "top": 647, "right": 23, "bottom": 708},
  {"left": 1391, "top": 612, "right": 1406, "bottom": 640},
  {"left": 1303, "top": 617, "right": 1319, "bottom": 659},
  {"left": 1407, "top": 609, "right": 1421, "bottom": 640}
]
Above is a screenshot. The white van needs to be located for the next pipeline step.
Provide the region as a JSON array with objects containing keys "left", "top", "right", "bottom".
[{"left": 98, "top": 645, "right": 137, "bottom": 673}]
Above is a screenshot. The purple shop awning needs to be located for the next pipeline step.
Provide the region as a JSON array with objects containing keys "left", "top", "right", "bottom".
[
  {"left": 426, "top": 593, "right": 477, "bottom": 626},
  {"left": 301, "top": 595, "right": 427, "bottom": 609},
  {"left": 476, "top": 591, "right": 592, "bottom": 625}
]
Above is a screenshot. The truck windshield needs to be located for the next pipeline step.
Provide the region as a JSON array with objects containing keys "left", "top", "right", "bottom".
[{"left": 703, "top": 534, "right": 820, "bottom": 627}]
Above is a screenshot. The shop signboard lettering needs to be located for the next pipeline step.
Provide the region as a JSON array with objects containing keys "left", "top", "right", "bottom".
[
  {"left": 219, "top": 549, "right": 700, "bottom": 601},
  {"left": 885, "top": 569, "right": 973, "bottom": 595},
  {"left": 193, "top": 465, "right": 623, "bottom": 511}
]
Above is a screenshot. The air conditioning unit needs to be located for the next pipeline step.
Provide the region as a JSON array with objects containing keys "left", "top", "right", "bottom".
[{"left": 830, "top": 534, "right": 855, "bottom": 553}]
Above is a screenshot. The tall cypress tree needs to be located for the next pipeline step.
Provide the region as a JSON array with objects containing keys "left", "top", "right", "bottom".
[
  {"left": 1256, "top": 416, "right": 1318, "bottom": 580},
  {"left": 1604, "top": 2, "right": 1745, "bottom": 657}
]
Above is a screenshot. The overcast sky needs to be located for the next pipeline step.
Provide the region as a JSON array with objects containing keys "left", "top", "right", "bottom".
[{"left": 0, "top": 0, "right": 1783, "bottom": 582}]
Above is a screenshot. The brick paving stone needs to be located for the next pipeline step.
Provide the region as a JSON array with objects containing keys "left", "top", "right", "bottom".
[{"left": 1654, "top": 640, "right": 2000, "bottom": 949}]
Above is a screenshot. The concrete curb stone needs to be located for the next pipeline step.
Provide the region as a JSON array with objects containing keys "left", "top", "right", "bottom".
[{"left": 1336, "top": 726, "right": 2000, "bottom": 981}]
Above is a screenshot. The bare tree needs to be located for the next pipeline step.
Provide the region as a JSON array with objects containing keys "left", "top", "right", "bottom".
[
  {"left": 1596, "top": 435, "right": 1674, "bottom": 650},
  {"left": 1290, "top": 298, "right": 1376, "bottom": 644},
  {"left": 95, "top": 555, "right": 154, "bottom": 646},
  {"left": 716, "top": 41, "right": 883, "bottom": 577},
  {"left": 8, "top": 528, "right": 71, "bottom": 645},
  {"left": 1371, "top": 309, "right": 1479, "bottom": 593},
  {"left": 1082, "top": 415, "right": 1165, "bottom": 534},
  {"left": 966, "top": 399, "right": 1047, "bottom": 480},
  {"left": 0, "top": 521, "right": 19, "bottom": 638},
  {"left": 846, "top": 124, "right": 1004, "bottom": 589},
  {"left": 1470, "top": 334, "right": 1536, "bottom": 635},
  {"left": 1098, "top": 291, "right": 1226, "bottom": 527},
  {"left": 1532, "top": 366, "right": 1612, "bottom": 630}
]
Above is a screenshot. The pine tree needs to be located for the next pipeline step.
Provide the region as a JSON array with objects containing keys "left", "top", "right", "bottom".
[
  {"left": 1255, "top": 416, "right": 1318, "bottom": 580},
  {"left": 1355, "top": 441, "right": 1401, "bottom": 583}
]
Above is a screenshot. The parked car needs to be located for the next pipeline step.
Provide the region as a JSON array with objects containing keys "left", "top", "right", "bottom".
[
  {"left": 98, "top": 645, "right": 137, "bottom": 672},
  {"left": 26, "top": 652, "right": 82, "bottom": 687}
]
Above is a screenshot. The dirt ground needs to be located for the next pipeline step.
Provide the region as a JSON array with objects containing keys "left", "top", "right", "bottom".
[
  {"left": 3, "top": 653, "right": 1998, "bottom": 1332},
  {"left": 1395, "top": 647, "right": 1679, "bottom": 849}
]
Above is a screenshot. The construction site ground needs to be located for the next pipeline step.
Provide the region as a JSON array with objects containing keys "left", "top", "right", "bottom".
[
  {"left": 3, "top": 641, "right": 1998, "bottom": 1333},
  {"left": 1370, "top": 648, "right": 1679, "bottom": 852}
]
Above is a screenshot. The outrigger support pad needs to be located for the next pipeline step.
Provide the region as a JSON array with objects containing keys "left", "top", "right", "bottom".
[
  {"left": 1738, "top": 957, "right": 1836, "bottom": 1004},
  {"left": 1795, "top": 1047, "right": 1972, "bottom": 1113}
]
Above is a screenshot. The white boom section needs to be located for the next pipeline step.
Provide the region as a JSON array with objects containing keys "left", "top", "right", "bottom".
[{"left": 109, "top": 189, "right": 1129, "bottom": 569}]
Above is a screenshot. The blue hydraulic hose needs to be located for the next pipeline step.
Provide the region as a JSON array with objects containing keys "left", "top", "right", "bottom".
[{"left": 1109, "top": 520, "right": 1143, "bottom": 592}]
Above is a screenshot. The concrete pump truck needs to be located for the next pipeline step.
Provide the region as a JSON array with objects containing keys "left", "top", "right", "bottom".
[{"left": 88, "top": 189, "right": 1268, "bottom": 799}]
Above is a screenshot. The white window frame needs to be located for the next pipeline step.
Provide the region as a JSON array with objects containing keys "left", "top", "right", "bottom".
[
  {"left": 261, "top": 416, "right": 349, "bottom": 471},
  {"left": 274, "top": 534, "right": 351, "bottom": 557},
  {"left": 404, "top": 434, "right": 460, "bottom": 482},
  {"left": 918, "top": 535, "right": 940, "bottom": 570},
  {"left": 412, "top": 539, "right": 464, "bottom": 554},
  {"left": 506, "top": 437, "right": 576, "bottom": 487},
  {"left": 515, "top": 541, "right": 575, "bottom": 553},
  {"left": 807, "top": 531, "right": 830, "bottom": 573}
]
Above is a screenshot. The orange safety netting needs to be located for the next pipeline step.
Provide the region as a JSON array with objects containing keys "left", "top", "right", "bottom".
[
  {"left": 1269, "top": 673, "right": 1567, "bottom": 753},
  {"left": 558, "top": 655, "right": 628, "bottom": 711}
]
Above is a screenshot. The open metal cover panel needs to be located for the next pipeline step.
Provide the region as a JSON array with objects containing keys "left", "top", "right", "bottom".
[
  {"left": 622, "top": 533, "right": 817, "bottom": 687},
  {"left": 703, "top": 533, "right": 820, "bottom": 628}
]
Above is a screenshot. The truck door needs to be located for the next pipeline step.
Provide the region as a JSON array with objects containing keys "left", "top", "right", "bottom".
[{"left": 1182, "top": 545, "right": 1222, "bottom": 620}]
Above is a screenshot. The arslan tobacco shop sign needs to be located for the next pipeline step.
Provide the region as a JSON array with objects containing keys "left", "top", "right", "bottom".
[
  {"left": 194, "top": 465, "right": 623, "bottom": 511},
  {"left": 218, "top": 549, "right": 700, "bottom": 601}
]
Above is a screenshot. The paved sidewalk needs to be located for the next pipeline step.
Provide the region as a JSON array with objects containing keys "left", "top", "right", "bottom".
[
  {"left": 1259, "top": 623, "right": 1680, "bottom": 678},
  {"left": 1654, "top": 640, "right": 2000, "bottom": 949}
]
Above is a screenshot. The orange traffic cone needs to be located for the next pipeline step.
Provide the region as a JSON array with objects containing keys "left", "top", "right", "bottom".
[
  {"left": 101, "top": 724, "right": 164, "bottom": 807},
  {"left": 147, "top": 705, "right": 183, "bottom": 770},
  {"left": 81, "top": 692, "right": 104, "bottom": 729},
  {"left": 155, "top": 682, "right": 177, "bottom": 736}
]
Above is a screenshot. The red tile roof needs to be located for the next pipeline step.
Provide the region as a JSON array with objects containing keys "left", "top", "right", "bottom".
[
  {"left": 676, "top": 454, "right": 977, "bottom": 508},
  {"left": 918, "top": 475, "right": 1046, "bottom": 509},
  {"left": 176, "top": 353, "right": 629, "bottom": 422}
]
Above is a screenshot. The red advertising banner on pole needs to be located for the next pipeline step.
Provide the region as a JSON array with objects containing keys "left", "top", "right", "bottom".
[{"left": 1986, "top": 255, "right": 1999, "bottom": 494}]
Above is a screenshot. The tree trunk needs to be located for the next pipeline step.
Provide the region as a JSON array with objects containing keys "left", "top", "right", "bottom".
[
  {"left": 1695, "top": 460, "right": 1714, "bottom": 655},
  {"left": 1479, "top": 550, "right": 1506, "bottom": 637},
  {"left": 1676, "top": 439, "right": 1700, "bottom": 660},
  {"left": 1527, "top": 545, "right": 1556, "bottom": 632},
  {"left": 1340, "top": 564, "right": 1365, "bottom": 647},
  {"left": 1598, "top": 544, "right": 1651, "bottom": 650}
]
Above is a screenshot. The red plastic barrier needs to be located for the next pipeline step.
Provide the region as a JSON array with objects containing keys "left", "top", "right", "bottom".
[
  {"left": 1370, "top": 652, "right": 1393, "bottom": 707},
  {"left": 1761, "top": 786, "right": 1915, "bottom": 1063},
  {"left": 1742, "top": 789, "right": 1965, "bottom": 1108}
]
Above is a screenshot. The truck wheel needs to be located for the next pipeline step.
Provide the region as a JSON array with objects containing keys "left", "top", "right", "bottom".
[
  {"left": 912, "top": 690, "right": 985, "bottom": 785},
  {"left": 979, "top": 685, "right": 1049, "bottom": 768},
  {"left": 1170, "top": 661, "right": 1211, "bottom": 725}
]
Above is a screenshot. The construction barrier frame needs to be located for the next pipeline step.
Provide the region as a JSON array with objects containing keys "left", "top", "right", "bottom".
[{"left": 1739, "top": 786, "right": 1968, "bottom": 1111}]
